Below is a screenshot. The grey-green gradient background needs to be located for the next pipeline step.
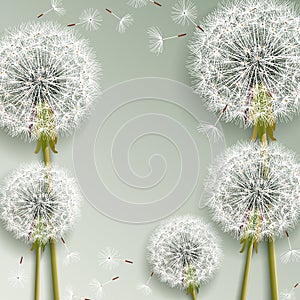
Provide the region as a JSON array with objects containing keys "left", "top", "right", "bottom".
[{"left": 1, "top": 0, "right": 300, "bottom": 299}]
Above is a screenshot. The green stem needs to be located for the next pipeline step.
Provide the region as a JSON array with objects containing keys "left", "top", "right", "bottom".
[
  {"left": 240, "top": 238, "right": 254, "bottom": 300},
  {"left": 192, "top": 287, "right": 197, "bottom": 300},
  {"left": 50, "top": 239, "right": 60, "bottom": 300},
  {"left": 268, "top": 239, "right": 279, "bottom": 300},
  {"left": 34, "top": 243, "right": 41, "bottom": 300},
  {"left": 42, "top": 140, "right": 60, "bottom": 300}
]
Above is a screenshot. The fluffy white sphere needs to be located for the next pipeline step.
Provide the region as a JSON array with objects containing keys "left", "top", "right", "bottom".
[
  {"left": 207, "top": 142, "right": 300, "bottom": 241},
  {"left": 147, "top": 215, "right": 222, "bottom": 290},
  {"left": 188, "top": 0, "right": 300, "bottom": 128},
  {"left": 0, "top": 21, "right": 100, "bottom": 141},
  {"left": 0, "top": 162, "right": 82, "bottom": 245}
]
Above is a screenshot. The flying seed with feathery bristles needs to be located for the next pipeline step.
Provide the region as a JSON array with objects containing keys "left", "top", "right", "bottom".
[
  {"left": 89, "top": 276, "right": 120, "bottom": 299},
  {"left": 172, "top": 0, "right": 204, "bottom": 31},
  {"left": 98, "top": 247, "right": 133, "bottom": 270},
  {"left": 37, "top": 0, "right": 65, "bottom": 18},
  {"left": 61, "top": 238, "right": 80, "bottom": 266},
  {"left": 280, "top": 283, "right": 299, "bottom": 300},
  {"left": 137, "top": 272, "right": 154, "bottom": 296},
  {"left": 147, "top": 26, "right": 187, "bottom": 55},
  {"left": 127, "top": 0, "right": 161, "bottom": 8},
  {"left": 8, "top": 256, "right": 26, "bottom": 289},
  {"left": 105, "top": 9, "right": 134, "bottom": 33},
  {"left": 280, "top": 231, "right": 300, "bottom": 263},
  {"left": 67, "top": 8, "right": 102, "bottom": 31}
]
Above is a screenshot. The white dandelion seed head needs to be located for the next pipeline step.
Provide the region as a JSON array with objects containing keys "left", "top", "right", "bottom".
[
  {"left": 137, "top": 283, "right": 152, "bottom": 296},
  {"left": 8, "top": 268, "right": 26, "bottom": 288},
  {"left": 148, "top": 26, "right": 164, "bottom": 55},
  {"left": 79, "top": 8, "right": 103, "bottom": 31},
  {"left": 207, "top": 141, "right": 300, "bottom": 242},
  {"left": 98, "top": 247, "right": 120, "bottom": 270},
  {"left": 147, "top": 215, "right": 222, "bottom": 290},
  {"left": 0, "top": 21, "right": 101, "bottom": 142},
  {"left": 280, "top": 250, "right": 300, "bottom": 264},
  {"left": 51, "top": 0, "right": 66, "bottom": 16},
  {"left": 127, "top": 0, "right": 148, "bottom": 8},
  {"left": 280, "top": 289, "right": 296, "bottom": 300},
  {"left": 187, "top": 0, "right": 300, "bottom": 128},
  {"left": 64, "top": 251, "right": 81, "bottom": 266},
  {"left": 89, "top": 279, "right": 104, "bottom": 299},
  {"left": 172, "top": 0, "right": 198, "bottom": 26},
  {"left": 0, "top": 162, "right": 82, "bottom": 245},
  {"left": 117, "top": 14, "right": 134, "bottom": 33}
]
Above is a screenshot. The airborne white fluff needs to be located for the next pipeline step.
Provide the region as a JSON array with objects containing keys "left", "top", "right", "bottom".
[
  {"left": 172, "top": 0, "right": 198, "bottom": 26},
  {"left": 147, "top": 215, "right": 222, "bottom": 290},
  {"left": 79, "top": 8, "right": 103, "bottom": 31},
  {"left": 0, "top": 162, "right": 82, "bottom": 245},
  {"left": 206, "top": 142, "right": 300, "bottom": 241},
  {"left": 0, "top": 21, "right": 100, "bottom": 141},
  {"left": 127, "top": 0, "right": 161, "bottom": 8},
  {"left": 187, "top": 0, "right": 300, "bottom": 128}
]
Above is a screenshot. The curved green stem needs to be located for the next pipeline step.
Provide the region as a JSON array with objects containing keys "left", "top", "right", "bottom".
[
  {"left": 268, "top": 239, "right": 278, "bottom": 300},
  {"left": 34, "top": 243, "right": 41, "bottom": 300},
  {"left": 240, "top": 238, "right": 254, "bottom": 300}
]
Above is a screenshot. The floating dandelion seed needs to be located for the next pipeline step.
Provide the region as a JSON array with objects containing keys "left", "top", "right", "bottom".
[
  {"left": 280, "top": 283, "right": 299, "bottom": 300},
  {"left": 280, "top": 232, "right": 300, "bottom": 263},
  {"left": 89, "top": 276, "right": 120, "bottom": 299},
  {"left": 0, "top": 21, "right": 100, "bottom": 142},
  {"left": 207, "top": 141, "right": 300, "bottom": 242},
  {"left": 37, "top": 0, "right": 65, "bottom": 18},
  {"left": 127, "top": 0, "right": 162, "bottom": 8},
  {"left": 137, "top": 272, "right": 154, "bottom": 296},
  {"left": 147, "top": 26, "right": 187, "bottom": 55},
  {"left": 0, "top": 162, "right": 82, "bottom": 245},
  {"left": 105, "top": 9, "right": 134, "bottom": 33},
  {"left": 61, "top": 238, "right": 80, "bottom": 266},
  {"left": 187, "top": 0, "right": 300, "bottom": 129},
  {"left": 148, "top": 215, "right": 222, "bottom": 297},
  {"left": 172, "top": 0, "right": 204, "bottom": 31},
  {"left": 197, "top": 105, "right": 227, "bottom": 143},
  {"left": 67, "top": 8, "right": 102, "bottom": 31},
  {"left": 8, "top": 256, "right": 26, "bottom": 288},
  {"left": 65, "top": 286, "right": 80, "bottom": 300},
  {"left": 64, "top": 286, "right": 89, "bottom": 300},
  {"left": 98, "top": 247, "right": 133, "bottom": 270}
]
